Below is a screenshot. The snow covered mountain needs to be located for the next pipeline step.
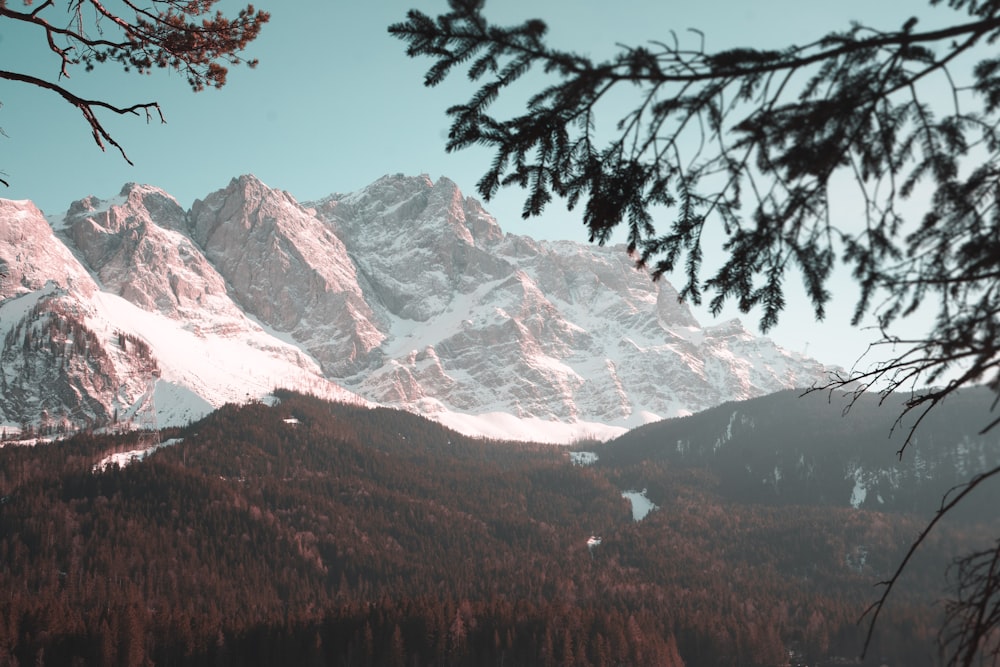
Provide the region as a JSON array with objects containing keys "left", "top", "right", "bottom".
[{"left": 0, "top": 174, "right": 831, "bottom": 442}]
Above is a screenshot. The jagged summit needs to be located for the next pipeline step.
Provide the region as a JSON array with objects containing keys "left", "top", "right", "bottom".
[
  {"left": 190, "top": 174, "right": 384, "bottom": 375},
  {"left": 0, "top": 173, "right": 832, "bottom": 442},
  {"left": 310, "top": 174, "right": 503, "bottom": 248},
  {"left": 0, "top": 198, "right": 97, "bottom": 300},
  {"left": 60, "top": 183, "right": 213, "bottom": 318}
]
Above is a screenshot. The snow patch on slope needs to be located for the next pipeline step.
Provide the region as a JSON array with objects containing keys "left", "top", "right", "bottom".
[
  {"left": 93, "top": 437, "right": 183, "bottom": 471},
  {"left": 83, "top": 290, "right": 363, "bottom": 426},
  {"left": 622, "top": 489, "right": 658, "bottom": 521},
  {"left": 432, "top": 408, "right": 626, "bottom": 445}
]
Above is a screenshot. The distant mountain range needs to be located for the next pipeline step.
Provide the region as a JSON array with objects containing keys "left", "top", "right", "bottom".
[{"left": 0, "top": 173, "right": 830, "bottom": 441}]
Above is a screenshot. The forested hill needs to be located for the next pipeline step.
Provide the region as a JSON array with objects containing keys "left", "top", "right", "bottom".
[
  {"left": 0, "top": 391, "right": 992, "bottom": 666},
  {"left": 592, "top": 386, "right": 1000, "bottom": 517}
]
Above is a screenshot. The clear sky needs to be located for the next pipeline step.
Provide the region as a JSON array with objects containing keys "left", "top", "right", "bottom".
[{"left": 0, "top": 1, "right": 959, "bottom": 377}]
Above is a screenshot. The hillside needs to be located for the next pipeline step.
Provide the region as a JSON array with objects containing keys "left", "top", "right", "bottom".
[
  {"left": 589, "top": 386, "right": 1000, "bottom": 518},
  {"left": 1, "top": 392, "right": 995, "bottom": 666}
]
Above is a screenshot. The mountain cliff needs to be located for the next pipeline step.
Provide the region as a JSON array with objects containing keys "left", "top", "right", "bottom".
[{"left": 0, "top": 174, "right": 831, "bottom": 442}]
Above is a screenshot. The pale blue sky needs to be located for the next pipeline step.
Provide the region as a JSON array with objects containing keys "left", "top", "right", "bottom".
[{"left": 0, "top": 1, "right": 959, "bottom": 375}]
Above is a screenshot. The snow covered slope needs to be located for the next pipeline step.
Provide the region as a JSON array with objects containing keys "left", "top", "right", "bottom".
[
  {"left": 1, "top": 193, "right": 360, "bottom": 436},
  {"left": 0, "top": 175, "right": 832, "bottom": 442}
]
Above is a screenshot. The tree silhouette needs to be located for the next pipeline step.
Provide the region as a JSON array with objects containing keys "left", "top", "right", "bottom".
[
  {"left": 390, "top": 2, "right": 1000, "bottom": 664},
  {"left": 389, "top": 0, "right": 999, "bottom": 435},
  {"left": 0, "top": 0, "right": 269, "bottom": 184}
]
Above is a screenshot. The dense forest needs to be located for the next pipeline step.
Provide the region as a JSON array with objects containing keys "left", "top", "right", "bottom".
[
  {"left": 0, "top": 390, "right": 994, "bottom": 666},
  {"left": 595, "top": 388, "right": 1000, "bottom": 518}
]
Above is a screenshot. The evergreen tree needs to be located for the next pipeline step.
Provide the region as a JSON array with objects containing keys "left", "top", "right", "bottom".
[
  {"left": 390, "top": 3, "right": 1000, "bottom": 665},
  {"left": 389, "top": 0, "right": 999, "bottom": 437}
]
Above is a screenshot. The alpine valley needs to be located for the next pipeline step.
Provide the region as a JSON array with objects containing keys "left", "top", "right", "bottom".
[
  {"left": 3, "top": 174, "right": 1000, "bottom": 667},
  {"left": 0, "top": 173, "right": 829, "bottom": 442}
]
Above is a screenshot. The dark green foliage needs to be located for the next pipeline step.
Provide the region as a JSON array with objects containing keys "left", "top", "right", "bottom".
[
  {"left": 389, "top": 1, "right": 1000, "bottom": 444},
  {"left": 390, "top": 10, "right": 1000, "bottom": 660},
  {"left": 0, "top": 392, "right": 992, "bottom": 665}
]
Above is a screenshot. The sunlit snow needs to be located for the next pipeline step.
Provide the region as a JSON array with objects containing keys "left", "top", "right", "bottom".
[
  {"left": 93, "top": 437, "right": 183, "bottom": 471},
  {"left": 84, "top": 290, "right": 363, "bottom": 426},
  {"left": 622, "top": 489, "right": 658, "bottom": 521},
  {"left": 849, "top": 467, "right": 867, "bottom": 509},
  {"left": 570, "top": 451, "right": 599, "bottom": 465},
  {"left": 432, "top": 409, "right": 626, "bottom": 445}
]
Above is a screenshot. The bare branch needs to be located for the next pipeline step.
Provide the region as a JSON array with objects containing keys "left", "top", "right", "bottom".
[
  {"left": 859, "top": 463, "right": 1000, "bottom": 660},
  {"left": 0, "top": 69, "right": 163, "bottom": 164},
  {"left": 0, "top": 0, "right": 268, "bottom": 183}
]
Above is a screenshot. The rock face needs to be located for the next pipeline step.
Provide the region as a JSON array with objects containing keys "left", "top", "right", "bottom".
[
  {"left": 0, "top": 173, "right": 831, "bottom": 441},
  {"left": 0, "top": 198, "right": 96, "bottom": 300},
  {"left": 0, "top": 199, "right": 113, "bottom": 429},
  {"left": 189, "top": 176, "right": 383, "bottom": 376},
  {"left": 308, "top": 174, "right": 828, "bottom": 429},
  {"left": 61, "top": 183, "right": 235, "bottom": 324}
]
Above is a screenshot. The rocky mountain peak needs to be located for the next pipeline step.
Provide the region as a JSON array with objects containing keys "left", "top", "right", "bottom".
[
  {"left": 189, "top": 175, "right": 384, "bottom": 375},
  {"left": 461, "top": 195, "right": 504, "bottom": 246},
  {"left": 654, "top": 278, "right": 700, "bottom": 329},
  {"left": 310, "top": 174, "right": 502, "bottom": 249},
  {"left": 64, "top": 183, "right": 185, "bottom": 233},
  {"left": 58, "top": 184, "right": 222, "bottom": 317},
  {"left": 2, "top": 173, "right": 835, "bottom": 442},
  {"left": 189, "top": 174, "right": 300, "bottom": 244},
  {"left": 0, "top": 199, "right": 96, "bottom": 299},
  {"left": 426, "top": 177, "right": 476, "bottom": 246}
]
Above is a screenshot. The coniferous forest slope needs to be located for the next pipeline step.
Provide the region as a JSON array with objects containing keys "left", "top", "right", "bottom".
[
  {"left": 594, "top": 387, "right": 1000, "bottom": 518},
  {"left": 0, "top": 390, "right": 996, "bottom": 666}
]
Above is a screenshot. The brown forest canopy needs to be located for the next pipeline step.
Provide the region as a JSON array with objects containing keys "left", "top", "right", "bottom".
[{"left": 1, "top": 391, "right": 996, "bottom": 666}]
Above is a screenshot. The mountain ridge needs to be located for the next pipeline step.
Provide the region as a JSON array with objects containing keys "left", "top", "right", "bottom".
[
  {"left": 589, "top": 385, "right": 1000, "bottom": 516},
  {"left": 1, "top": 173, "right": 832, "bottom": 442}
]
